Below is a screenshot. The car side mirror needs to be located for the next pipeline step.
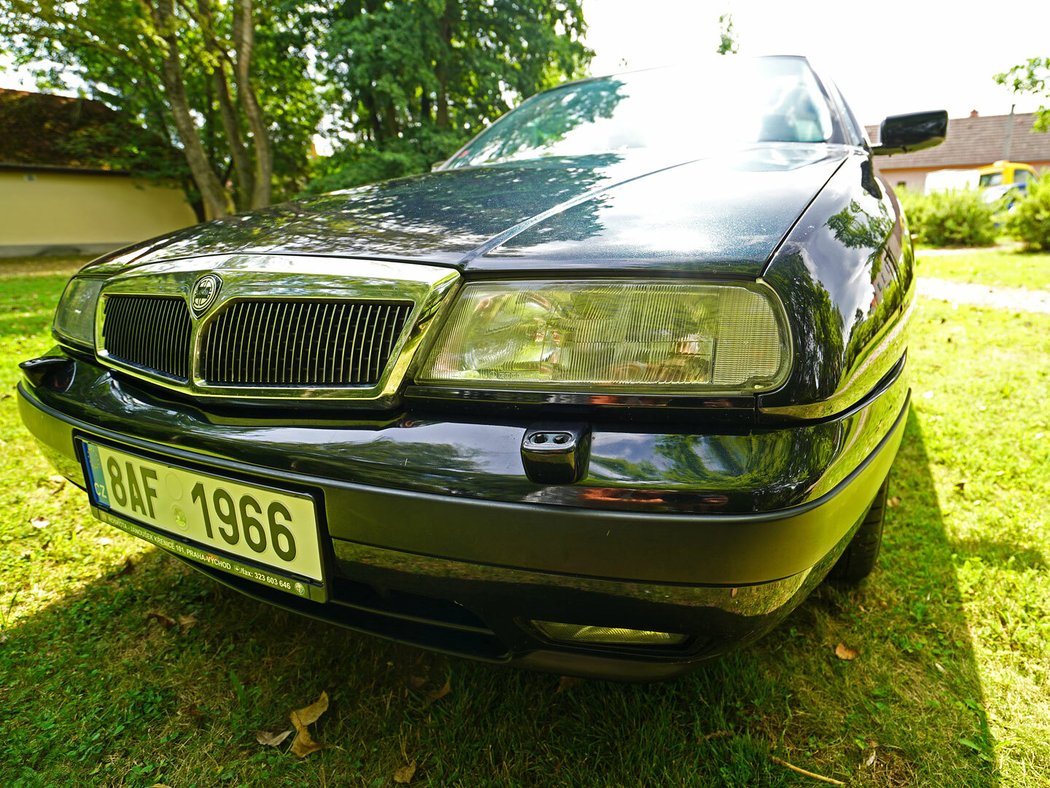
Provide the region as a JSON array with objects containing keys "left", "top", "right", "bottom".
[{"left": 872, "top": 110, "right": 948, "bottom": 156}]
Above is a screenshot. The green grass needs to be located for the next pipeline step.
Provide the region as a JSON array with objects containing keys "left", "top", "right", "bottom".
[
  {"left": 1, "top": 261, "right": 1047, "bottom": 785},
  {"left": 916, "top": 249, "right": 1050, "bottom": 291}
]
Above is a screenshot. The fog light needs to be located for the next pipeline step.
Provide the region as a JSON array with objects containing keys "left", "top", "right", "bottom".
[{"left": 532, "top": 620, "right": 688, "bottom": 646}]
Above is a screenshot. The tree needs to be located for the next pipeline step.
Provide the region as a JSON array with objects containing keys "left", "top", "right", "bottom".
[
  {"left": 716, "top": 13, "right": 738, "bottom": 55},
  {"left": 995, "top": 57, "right": 1050, "bottom": 132},
  {"left": 0, "top": 0, "right": 322, "bottom": 219},
  {"left": 306, "top": 0, "right": 592, "bottom": 192}
]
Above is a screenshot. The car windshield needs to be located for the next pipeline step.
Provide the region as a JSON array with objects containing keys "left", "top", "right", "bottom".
[{"left": 447, "top": 57, "right": 836, "bottom": 169}]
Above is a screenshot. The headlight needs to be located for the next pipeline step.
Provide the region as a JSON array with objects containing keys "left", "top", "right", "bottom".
[
  {"left": 52, "top": 277, "right": 105, "bottom": 350},
  {"left": 416, "top": 280, "right": 791, "bottom": 394}
]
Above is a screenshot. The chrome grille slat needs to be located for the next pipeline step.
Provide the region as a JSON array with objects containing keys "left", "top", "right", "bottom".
[
  {"left": 199, "top": 299, "right": 412, "bottom": 387},
  {"left": 101, "top": 295, "right": 192, "bottom": 382},
  {"left": 264, "top": 301, "right": 278, "bottom": 385},
  {"left": 355, "top": 305, "right": 372, "bottom": 385},
  {"left": 252, "top": 302, "right": 264, "bottom": 381}
]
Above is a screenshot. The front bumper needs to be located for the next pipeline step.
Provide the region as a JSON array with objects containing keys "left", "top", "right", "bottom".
[{"left": 19, "top": 350, "right": 908, "bottom": 679}]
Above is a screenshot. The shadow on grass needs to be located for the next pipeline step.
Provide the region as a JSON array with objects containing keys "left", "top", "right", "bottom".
[{"left": 0, "top": 412, "right": 996, "bottom": 786}]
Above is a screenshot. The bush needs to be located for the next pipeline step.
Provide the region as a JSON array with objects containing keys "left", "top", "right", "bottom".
[
  {"left": 898, "top": 188, "right": 998, "bottom": 247},
  {"left": 303, "top": 127, "right": 468, "bottom": 195},
  {"left": 1005, "top": 175, "right": 1050, "bottom": 250}
]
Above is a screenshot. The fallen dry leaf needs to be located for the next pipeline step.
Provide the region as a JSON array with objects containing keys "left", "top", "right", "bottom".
[
  {"left": 147, "top": 611, "right": 177, "bottom": 629},
  {"left": 31, "top": 517, "right": 50, "bottom": 529},
  {"left": 178, "top": 614, "right": 198, "bottom": 631},
  {"left": 835, "top": 642, "right": 859, "bottom": 661},
  {"left": 887, "top": 496, "right": 901, "bottom": 508},
  {"left": 424, "top": 678, "right": 451, "bottom": 706},
  {"left": 290, "top": 726, "right": 323, "bottom": 758},
  {"left": 256, "top": 729, "right": 293, "bottom": 748},
  {"left": 291, "top": 691, "right": 329, "bottom": 726},
  {"left": 393, "top": 761, "right": 417, "bottom": 784},
  {"left": 95, "top": 536, "right": 113, "bottom": 546},
  {"left": 289, "top": 691, "right": 329, "bottom": 758}
]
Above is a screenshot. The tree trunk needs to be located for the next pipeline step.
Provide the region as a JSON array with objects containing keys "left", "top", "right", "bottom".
[
  {"left": 196, "top": 0, "right": 254, "bottom": 210},
  {"left": 213, "top": 68, "right": 255, "bottom": 211},
  {"left": 435, "top": 2, "right": 452, "bottom": 129},
  {"left": 149, "top": 0, "right": 231, "bottom": 219},
  {"left": 233, "top": 0, "right": 273, "bottom": 208}
]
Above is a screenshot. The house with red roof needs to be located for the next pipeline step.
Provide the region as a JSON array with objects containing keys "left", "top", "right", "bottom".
[
  {"left": 0, "top": 88, "right": 196, "bottom": 257},
  {"left": 869, "top": 111, "right": 1050, "bottom": 193}
]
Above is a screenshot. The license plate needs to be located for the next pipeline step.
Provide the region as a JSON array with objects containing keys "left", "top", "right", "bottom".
[{"left": 80, "top": 440, "right": 324, "bottom": 599}]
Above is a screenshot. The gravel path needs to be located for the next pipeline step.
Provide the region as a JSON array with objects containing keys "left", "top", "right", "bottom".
[{"left": 917, "top": 277, "right": 1050, "bottom": 314}]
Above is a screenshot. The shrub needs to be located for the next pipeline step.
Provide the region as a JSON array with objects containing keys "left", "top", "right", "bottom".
[
  {"left": 1005, "top": 175, "right": 1050, "bottom": 250},
  {"left": 303, "top": 127, "right": 468, "bottom": 195},
  {"left": 898, "top": 187, "right": 997, "bottom": 247}
]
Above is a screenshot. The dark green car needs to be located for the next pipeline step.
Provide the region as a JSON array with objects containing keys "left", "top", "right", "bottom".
[{"left": 19, "top": 56, "right": 945, "bottom": 679}]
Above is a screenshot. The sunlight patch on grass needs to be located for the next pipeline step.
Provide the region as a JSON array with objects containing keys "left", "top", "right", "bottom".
[{"left": 916, "top": 249, "right": 1050, "bottom": 291}]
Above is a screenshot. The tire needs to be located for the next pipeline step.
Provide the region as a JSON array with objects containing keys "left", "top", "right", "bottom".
[{"left": 827, "top": 478, "right": 888, "bottom": 584}]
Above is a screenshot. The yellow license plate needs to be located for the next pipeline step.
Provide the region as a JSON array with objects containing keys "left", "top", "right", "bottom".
[{"left": 82, "top": 441, "right": 323, "bottom": 586}]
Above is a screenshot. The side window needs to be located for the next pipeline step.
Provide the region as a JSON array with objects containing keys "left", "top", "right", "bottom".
[{"left": 1014, "top": 170, "right": 1032, "bottom": 185}]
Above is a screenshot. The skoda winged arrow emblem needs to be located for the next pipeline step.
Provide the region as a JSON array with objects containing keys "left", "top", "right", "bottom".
[{"left": 191, "top": 274, "right": 222, "bottom": 316}]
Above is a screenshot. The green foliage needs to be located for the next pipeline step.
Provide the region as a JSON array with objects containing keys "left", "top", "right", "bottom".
[
  {"left": 305, "top": 128, "right": 466, "bottom": 194},
  {"left": 898, "top": 188, "right": 997, "bottom": 248},
  {"left": 717, "top": 13, "right": 738, "bottom": 55},
  {"left": 0, "top": 0, "right": 323, "bottom": 213},
  {"left": 2, "top": 0, "right": 592, "bottom": 203},
  {"left": 995, "top": 56, "right": 1050, "bottom": 132},
  {"left": 303, "top": 0, "right": 592, "bottom": 192},
  {"left": 1004, "top": 175, "right": 1050, "bottom": 250}
]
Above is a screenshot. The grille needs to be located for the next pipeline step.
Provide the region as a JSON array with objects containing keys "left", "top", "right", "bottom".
[
  {"left": 101, "top": 295, "right": 192, "bottom": 381},
  {"left": 199, "top": 299, "right": 413, "bottom": 387}
]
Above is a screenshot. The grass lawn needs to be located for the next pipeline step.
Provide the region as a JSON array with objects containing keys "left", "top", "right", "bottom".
[
  {"left": 1, "top": 262, "right": 1047, "bottom": 786},
  {"left": 916, "top": 248, "right": 1050, "bottom": 291}
]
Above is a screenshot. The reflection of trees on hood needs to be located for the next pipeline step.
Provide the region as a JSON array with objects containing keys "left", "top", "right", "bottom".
[
  {"left": 826, "top": 191, "right": 909, "bottom": 377},
  {"left": 85, "top": 154, "right": 627, "bottom": 266},
  {"left": 653, "top": 425, "right": 840, "bottom": 510},
  {"left": 455, "top": 79, "right": 627, "bottom": 165},
  {"left": 770, "top": 256, "right": 846, "bottom": 403},
  {"left": 825, "top": 198, "right": 894, "bottom": 281},
  {"left": 277, "top": 154, "right": 622, "bottom": 257}
]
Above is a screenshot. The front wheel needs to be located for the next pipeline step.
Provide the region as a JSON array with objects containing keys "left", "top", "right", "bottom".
[{"left": 827, "top": 478, "right": 888, "bottom": 584}]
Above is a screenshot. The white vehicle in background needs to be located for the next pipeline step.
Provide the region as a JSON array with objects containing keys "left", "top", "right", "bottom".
[{"left": 924, "top": 168, "right": 979, "bottom": 193}]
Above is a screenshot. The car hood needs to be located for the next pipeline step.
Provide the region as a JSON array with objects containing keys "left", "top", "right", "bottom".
[{"left": 85, "top": 145, "right": 848, "bottom": 278}]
